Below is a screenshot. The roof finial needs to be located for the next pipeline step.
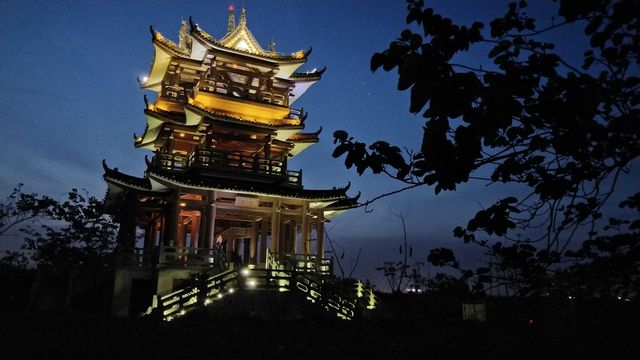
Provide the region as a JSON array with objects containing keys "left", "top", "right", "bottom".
[
  {"left": 227, "top": 5, "right": 236, "bottom": 34},
  {"left": 269, "top": 38, "right": 276, "bottom": 52},
  {"left": 240, "top": 7, "right": 247, "bottom": 26},
  {"left": 179, "top": 18, "right": 191, "bottom": 50}
]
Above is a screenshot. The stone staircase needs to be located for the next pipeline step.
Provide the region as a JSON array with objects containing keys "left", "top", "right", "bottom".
[{"left": 144, "top": 250, "right": 377, "bottom": 321}]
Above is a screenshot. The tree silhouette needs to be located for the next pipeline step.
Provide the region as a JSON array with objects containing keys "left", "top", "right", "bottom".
[
  {"left": 334, "top": 0, "right": 639, "bottom": 296},
  {"left": 20, "top": 189, "right": 117, "bottom": 275},
  {"left": 0, "top": 184, "right": 57, "bottom": 237}
]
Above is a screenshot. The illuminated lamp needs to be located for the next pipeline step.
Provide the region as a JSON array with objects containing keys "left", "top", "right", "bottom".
[
  {"left": 179, "top": 202, "right": 187, "bottom": 207},
  {"left": 241, "top": 268, "right": 250, "bottom": 277},
  {"left": 246, "top": 279, "right": 257, "bottom": 288}
]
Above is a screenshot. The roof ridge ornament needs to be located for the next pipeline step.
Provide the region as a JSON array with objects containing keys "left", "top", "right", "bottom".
[
  {"left": 179, "top": 18, "right": 192, "bottom": 50},
  {"left": 227, "top": 5, "right": 236, "bottom": 34},
  {"left": 240, "top": 7, "right": 247, "bottom": 26}
]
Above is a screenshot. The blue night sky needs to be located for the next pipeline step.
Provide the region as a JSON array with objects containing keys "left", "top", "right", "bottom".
[{"left": 1, "top": 1, "right": 637, "bottom": 288}]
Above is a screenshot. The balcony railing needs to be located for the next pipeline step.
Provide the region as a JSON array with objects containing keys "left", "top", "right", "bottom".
[
  {"left": 266, "top": 250, "right": 333, "bottom": 277},
  {"left": 159, "top": 246, "right": 227, "bottom": 268},
  {"left": 116, "top": 246, "right": 227, "bottom": 268},
  {"left": 152, "top": 150, "right": 302, "bottom": 186},
  {"left": 196, "top": 78, "right": 289, "bottom": 106}
]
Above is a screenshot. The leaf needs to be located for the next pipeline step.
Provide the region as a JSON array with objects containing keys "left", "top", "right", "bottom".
[
  {"left": 370, "top": 53, "right": 385, "bottom": 72},
  {"left": 333, "top": 130, "right": 349, "bottom": 143},
  {"left": 488, "top": 39, "right": 511, "bottom": 58},
  {"left": 398, "top": 54, "right": 420, "bottom": 90},
  {"left": 332, "top": 143, "right": 350, "bottom": 158}
]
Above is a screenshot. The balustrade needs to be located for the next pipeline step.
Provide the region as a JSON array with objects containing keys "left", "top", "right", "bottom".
[
  {"left": 266, "top": 250, "right": 333, "bottom": 276},
  {"left": 115, "top": 246, "right": 227, "bottom": 268},
  {"left": 151, "top": 150, "right": 302, "bottom": 186},
  {"left": 159, "top": 246, "right": 227, "bottom": 268}
]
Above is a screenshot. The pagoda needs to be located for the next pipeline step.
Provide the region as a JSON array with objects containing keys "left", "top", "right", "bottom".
[{"left": 103, "top": 8, "right": 372, "bottom": 319}]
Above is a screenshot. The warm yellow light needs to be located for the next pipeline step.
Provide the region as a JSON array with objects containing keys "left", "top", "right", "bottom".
[
  {"left": 228, "top": 288, "right": 235, "bottom": 294},
  {"left": 155, "top": 98, "right": 185, "bottom": 113},
  {"left": 216, "top": 293, "right": 223, "bottom": 299},
  {"left": 179, "top": 132, "right": 185, "bottom": 137},
  {"left": 192, "top": 92, "right": 295, "bottom": 125},
  {"left": 246, "top": 279, "right": 257, "bottom": 288},
  {"left": 241, "top": 268, "right": 250, "bottom": 277},
  {"left": 180, "top": 310, "right": 186, "bottom": 315},
  {"left": 179, "top": 202, "right": 187, "bottom": 207},
  {"left": 204, "top": 299, "right": 211, "bottom": 305},
  {"left": 236, "top": 40, "right": 250, "bottom": 51}
]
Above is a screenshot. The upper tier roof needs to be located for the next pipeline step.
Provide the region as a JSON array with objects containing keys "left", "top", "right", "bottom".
[{"left": 189, "top": 10, "right": 311, "bottom": 64}]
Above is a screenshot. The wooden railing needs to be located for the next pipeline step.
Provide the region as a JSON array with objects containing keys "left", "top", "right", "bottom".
[
  {"left": 144, "top": 252, "right": 376, "bottom": 321},
  {"left": 265, "top": 250, "right": 333, "bottom": 276},
  {"left": 116, "top": 246, "right": 227, "bottom": 269},
  {"left": 151, "top": 150, "right": 302, "bottom": 186},
  {"left": 196, "top": 78, "right": 289, "bottom": 106},
  {"left": 158, "top": 246, "right": 227, "bottom": 268}
]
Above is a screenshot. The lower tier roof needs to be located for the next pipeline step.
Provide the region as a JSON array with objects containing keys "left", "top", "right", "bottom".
[{"left": 102, "top": 160, "right": 358, "bottom": 207}]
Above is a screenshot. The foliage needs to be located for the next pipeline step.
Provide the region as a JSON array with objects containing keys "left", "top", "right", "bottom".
[
  {"left": 20, "top": 188, "right": 118, "bottom": 275},
  {"left": 425, "top": 273, "right": 470, "bottom": 297},
  {"left": 334, "top": 0, "right": 639, "bottom": 297},
  {"left": 376, "top": 210, "right": 427, "bottom": 293},
  {"left": 0, "top": 184, "right": 57, "bottom": 237},
  {"left": 184, "top": 268, "right": 214, "bottom": 307}
]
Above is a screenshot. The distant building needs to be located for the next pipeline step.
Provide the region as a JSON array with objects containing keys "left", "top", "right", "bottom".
[{"left": 103, "top": 7, "right": 372, "bottom": 319}]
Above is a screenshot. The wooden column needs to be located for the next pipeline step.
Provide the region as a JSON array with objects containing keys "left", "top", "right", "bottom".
[
  {"left": 243, "top": 238, "right": 250, "bottom": 264},
  {"left": 191, "top": 212, "right": 200, "bottom": 248},
  {"left": 165, "top": 193, "right": 179, "bottom": 246},
  {"left": 301, "top": 202, "right": 310, "bottom": 254},
  {"left": 270, "top": 198, "right": 281, "bottom": 253},
  {"left": 259, "top": 219, "right": 268, "bottom": 263},
  {"left": 316, "top": 211, "right": 325, "bottom": 257},
  {"left": 289, "top": 220, "right": 297, "bottom": 253},
  {"left": 199, "top": 207, "right": 207, "bottom": 248},
  {"left": 206, "top": 191, "right": 217, "bottom": 248},
  {"left": 227, "top": 239, "right": 234, "bottom": 259},
  {"left": 176, "top": 219, "right": 185, "bottom": 248},
  {"left": 117, "top": 192, "right": 138, "bottom": 249},
  {"left": 143, "top": 223, "right": 152, "bottom": 249},
  {"left": 280, "top": 222, "right": 287, "bottom": 253},
  {"left": 250, "top": 220, "right": 258, "bottom": 264}
]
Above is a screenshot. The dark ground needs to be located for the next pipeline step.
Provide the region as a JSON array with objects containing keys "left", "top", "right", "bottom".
[{"left": 1, "top": 292, "right": 638, "bottom": 360}]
